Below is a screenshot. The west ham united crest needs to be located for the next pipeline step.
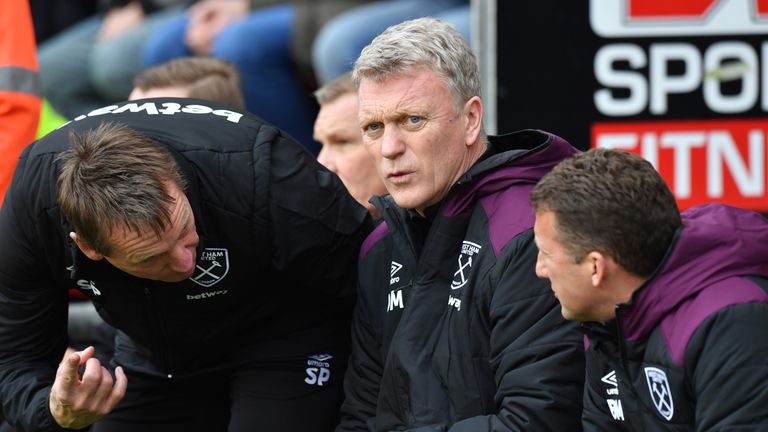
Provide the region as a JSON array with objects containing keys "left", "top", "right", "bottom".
[
  {"left": 644, "top": 366, "right": 674, "bottom": 421},
  {"left": 190, "top": 248, "right": 229, "bottom": 287},
  {"left": 451, "top": 241, "right": 482, "bottom": 290}
]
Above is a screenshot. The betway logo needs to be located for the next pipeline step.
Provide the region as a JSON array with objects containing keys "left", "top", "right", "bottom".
[
  {"left": 58, "top": 102, "right": 243, "bottom": 129},
  {"left": 186, "top": 289, "right": 228, "bottom": 300},
  {"left": 591, "top": 0, "right": 768, "bottom": 37}
]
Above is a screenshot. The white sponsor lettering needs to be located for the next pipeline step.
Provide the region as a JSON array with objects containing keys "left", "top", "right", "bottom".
[
  {"left": 594, "top": 41, "right": 768, "bottom": 116},
  {"left": 387, "top": 289, "right": 404, "bottom": 312},
  {"left": 597, "top": 129, "right": 765, "bottom": 199},
  {"left": 607, "top": 399, "right": 625, "bottom": 421},
  {"left": 76, "top": 279, "right": 101, "bottom": 296},
  {"left": 448, "top": 294, "right": 462, "bottom": 311},
  {"left": 461, "top": 242, "right": 481, "bottom": 255},
  {"left": 305, "top": 367, "right": 330, "bottom": 386},
  {"left": 305, "top": 354, "right": 332, "bottom": 386},
  {"left": 59, "top": 102, "right": 244, "bottom": 129},
  {"left": 113, "top": 102, "right": 160, "bottom": 115},
  {"left": 185, "top": 289, "right": 228, "bottom": 300},
  {"left": 602, "top": 370, "right": 625, "bottom": 421},
  {"left": 201, "top": 250, "right": 225, "bottom": 260}
]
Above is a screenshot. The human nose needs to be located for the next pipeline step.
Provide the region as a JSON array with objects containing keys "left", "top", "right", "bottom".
[
  {"left": 380, "top": 127, "right": 405, "bottom": 159},
  {"left": 317, "top": 147, "right": 337, "bottom": 173},
  {"left": 171, "top": 231, "right": 199, "bottom": 273}
]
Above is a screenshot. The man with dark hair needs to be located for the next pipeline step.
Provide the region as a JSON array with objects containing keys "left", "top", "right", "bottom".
[
  {"left": 63, "top": 56, "right": 249, "bottom": 375},
  {"left": 130, "top": 57, "right": 245, "bottom": 109},
  {"left": 337, "top": 17, "right": 585, "bottom": 431},
  {"left": 0, "top": 99, "right": 371, "bottom": 431},
  {"left": 531, "top": 148, "right": 768, "bottom": 430}
]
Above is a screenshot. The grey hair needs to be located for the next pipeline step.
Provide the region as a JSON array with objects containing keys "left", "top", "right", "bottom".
[{"left": 352, "top": 17, "right": 480, "bottom": 113}]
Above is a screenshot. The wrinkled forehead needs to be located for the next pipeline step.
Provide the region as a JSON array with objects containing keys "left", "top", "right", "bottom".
[
  {"left": 103, "top": 219, "right": 162, "bottom": 253},
  {"left": 106, "top": 183, "right": 188, "bottom": 249},
  {"left": 358, "top": 71, "right": 454, "bottom": 115}
]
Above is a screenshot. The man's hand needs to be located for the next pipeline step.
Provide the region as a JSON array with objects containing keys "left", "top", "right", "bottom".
[
  {"left": 97, "top": 3, "right": 145, "bottom": 42},
  {"left": 49, "top": 346, "right": 128, "bottom": 429}
]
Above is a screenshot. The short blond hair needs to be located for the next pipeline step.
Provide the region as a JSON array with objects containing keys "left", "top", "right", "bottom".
[
  {"left": 133, "top": 57, "right": 245, "bottom": 109},
  {"left": 314, "top": 72, "right": 356, "bottom": 105}
]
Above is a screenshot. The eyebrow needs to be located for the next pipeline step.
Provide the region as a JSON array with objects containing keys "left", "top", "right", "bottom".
[
  {"left": 358, "top": 111, "right": 380, "bottom": 128},
  {"left": 328, "top": 130, "right": 357, "bottom": 142}
]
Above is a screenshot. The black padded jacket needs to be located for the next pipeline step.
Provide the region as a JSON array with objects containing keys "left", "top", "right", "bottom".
[
  {"left": 582, "top": 204, "right": 768, "bottom": 431},
  {"left": 0, "top": 98, "right": 371, "bottom": 431},
  {"left": 337, "top": 130, "right": 586, "bottom": 432}
]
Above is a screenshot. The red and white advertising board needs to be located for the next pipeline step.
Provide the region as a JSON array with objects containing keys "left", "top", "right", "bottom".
[{"left": 495, "top": 0, "right": 768, "bottom": 212}]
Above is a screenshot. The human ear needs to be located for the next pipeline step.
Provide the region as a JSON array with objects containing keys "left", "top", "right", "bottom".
[
  {"left": 587, "top": 251, "right": 606, "bottom": 287},
  {"left": 463, "top": 96, "right": 483, "bottom": 146},
  {"left": 70, "top": 232, "right": 104, "bottom": 261}
]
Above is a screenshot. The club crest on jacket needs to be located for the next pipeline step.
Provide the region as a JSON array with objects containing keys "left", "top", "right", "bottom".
[
  {"left": 645, "top": 367, "right": 674, "bottom": 421},
  {"left": 451, "top": 241, "right": 482, "bottom": 290},
  {"left": 190, "top": 248, "right": 229, "bottom": 287}
]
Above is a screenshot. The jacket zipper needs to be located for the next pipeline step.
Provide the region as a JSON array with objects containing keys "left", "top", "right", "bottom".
[{"left": 614, "top": 305, "right": 630, "bottom": 374}]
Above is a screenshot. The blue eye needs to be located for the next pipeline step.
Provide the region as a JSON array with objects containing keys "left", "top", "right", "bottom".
[{"left": 408, "top": 116, "right": 421, "bottom": 124}]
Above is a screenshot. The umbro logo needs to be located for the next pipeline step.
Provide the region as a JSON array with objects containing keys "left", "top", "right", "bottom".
[
  {"left": 601, "top": 370, "right": 618, "bottom": 387},
  {"left": 305, "top": 354, "right": 332, "bottom": 386},
  {"left": 308, "top": 354, "right": 333, "bottom": 362},
  {"left": 391, "top": 261, "right": 402, "bottom": 277},
  {"left": 602, "top": 369, "right": 624, "bottom": 421},
  {"left": 390, "top": 261, "right": 403, "bottom": 285}
]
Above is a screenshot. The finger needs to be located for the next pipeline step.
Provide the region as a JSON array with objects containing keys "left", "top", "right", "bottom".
[
  {"left": 54, "top": 350, "right": 84, "bottom": 394},
  {"left": 75, "top": 346, "right": 96, "bottom": 367},
  {"left": 89, "top": 367, "right": 118, "bottom": 413},
  {"left": 103, "top": 367, "right": 128, "bottom": 413},
  {"left": 79, "top": 357, "right": 104, "bottom": 394}
]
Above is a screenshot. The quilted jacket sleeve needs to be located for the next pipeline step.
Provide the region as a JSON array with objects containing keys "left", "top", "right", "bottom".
[
  {"left": 688, "top": 300, "right": 768, "bottom": 431},
  {"left": 0, "top": 151, "right": 69, "bottom": 431}
]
